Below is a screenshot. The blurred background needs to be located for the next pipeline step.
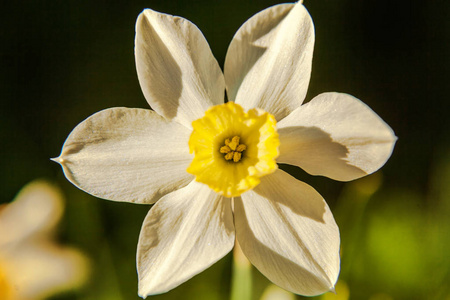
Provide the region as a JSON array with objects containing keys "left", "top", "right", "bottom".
[{"left": 1, "top": 0, "right": 448, "bottom": 299}]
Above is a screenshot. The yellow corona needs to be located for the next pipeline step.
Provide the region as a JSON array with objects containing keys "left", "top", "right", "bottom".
[{"left": 187, "top": 102, "right": 280, "bottom": 197}]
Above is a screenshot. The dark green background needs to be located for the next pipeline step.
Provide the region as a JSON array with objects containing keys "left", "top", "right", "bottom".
[{"left": 1, "top": 0, "right": 448, "bottom": 299}]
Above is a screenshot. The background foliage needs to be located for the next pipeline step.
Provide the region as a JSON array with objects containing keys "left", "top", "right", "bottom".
[{"left": 1, "top": 0, "right": 448, "bottom": 299}]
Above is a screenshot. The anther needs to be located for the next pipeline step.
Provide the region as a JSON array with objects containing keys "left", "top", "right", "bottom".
[
  {"left": 225, "top": 152, "right": 234, "bottom": 160},
  {"left": 228, "top": 136, "right": 240, "bottom": 151},
  {"left": 233, "top": 152, "right": 242, "bottom": 162},
  {"left": 236, "top": 144, "right": 246, "bottom": 152},
  {"left": 220, "top": 146, "right": 231, "bottom": 153}
]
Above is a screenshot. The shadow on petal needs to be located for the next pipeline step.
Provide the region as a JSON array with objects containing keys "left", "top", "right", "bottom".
[
  {"left": 137, "top": 209, "right": 161, "bottom": 252},
  {"left": 58, "top": 142, "right": 87, "bottom": 157},
  {"left": 136, "top": 14, "right": 182, "bottom": 120},
  {"left": 255, "top": 170, "right": 327, "bottom": 223},
  {"left": 235, "top": 195, "right": 335, "bottom": 296},
  {"left": 136, "top": 181, "right": 235, "bottom": 296},
  {"left": 225, "top": 6, "right": 292, "bottom": 99},
  {"left": 278, "top": 126, "right": 367, "bottom": 180}
]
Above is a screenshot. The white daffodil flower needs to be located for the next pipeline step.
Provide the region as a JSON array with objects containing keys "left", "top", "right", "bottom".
[
  {"left": 54, "top": 2, "right": 396, "bottom": 297},
  {"left": 0, "top": 181, "right": 88, "bottom": 300}
]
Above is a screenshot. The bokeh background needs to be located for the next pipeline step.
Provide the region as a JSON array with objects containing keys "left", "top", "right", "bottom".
[{"left": 1, "top": 0, "right": 448, "bottom": 299}]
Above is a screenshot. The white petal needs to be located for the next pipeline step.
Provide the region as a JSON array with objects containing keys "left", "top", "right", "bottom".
[
  {"left": 137, "top": 180, "right": 235, "bottom": 296},
  {"left": 278, "top": 92, "right": 397, "bottom": 181},
  {"left": 235, "top": 169, "right": 340, "bottom": 296},
  {"left": 2, "top": 242, "right": 88, "bottom": 299},
  {"left": 224, "top": 3, "right": 314, "bottom": 121},
  {"left": 0, "top": 181, "right": 63, "bottom": 247},
  {"left": 135, "top": 9, "right": 225, "bottom": 128},
  {"left": 54, "top": 107, "right": 193, "bottom": 204}
]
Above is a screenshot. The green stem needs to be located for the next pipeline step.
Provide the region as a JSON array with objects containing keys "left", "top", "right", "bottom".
[{"left": 230, "top": 240, "right": 252, "bottom": 300}]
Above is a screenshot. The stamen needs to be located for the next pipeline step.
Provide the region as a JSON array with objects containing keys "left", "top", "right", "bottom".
[
  {"left": 220, "top": 136, "right": 246, "bottom": 162},
  {"left": 228, "top": 136, "right": 240, "bottom": 151},
  {"left": 220, "top": 146, "right": 231, "bottom": 153},
  {"left": 225, "top": 152, "right": 234, "bottom": 161},
  {"left": 233, "top": 152, "right": 242, "bottom": 162},
  {"left": 236, "top": 144, "right": 246, "bottom": 152}
]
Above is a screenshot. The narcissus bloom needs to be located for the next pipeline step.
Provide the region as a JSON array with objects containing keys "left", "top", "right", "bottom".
[
  {"left": 0, "top": 181, "right": 88, "bottom": 300},
  {"left": 54, "top": 2, "right": 396, "bottom": 297}
]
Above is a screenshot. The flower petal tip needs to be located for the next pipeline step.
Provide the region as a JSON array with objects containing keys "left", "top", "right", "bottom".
[
  {"left": 330, "top": 286, "right": 337, "bottom": 294},
  {"left": 137, "top": 284, "right": 151, "bottom": 299},
  {"left": 137, "top": 290, "right": 147, "bottom": 299},
  {"left": 137, "top": 283, "right": 165, "bottom": 299},
  {"left": 50, "top": 157, "right": 63, "bottom": 164}
]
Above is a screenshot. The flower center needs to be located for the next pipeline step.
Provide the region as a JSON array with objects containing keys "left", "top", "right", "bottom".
[
  {"left": 187, "top": 102, "right": 279, "bottom": 197},
  {"left": 220, "top": 136, "right": 247, "bottom": 162}
]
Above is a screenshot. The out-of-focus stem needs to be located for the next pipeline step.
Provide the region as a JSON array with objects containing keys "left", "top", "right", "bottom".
[{"left": 230, "top": 240, "right": 252, "bottom": 300}]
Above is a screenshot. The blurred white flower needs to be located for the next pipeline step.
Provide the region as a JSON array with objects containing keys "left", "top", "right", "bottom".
[
  {"left": 54, "top": 2, "right": 396, "bottom": 298},
  {"left": 0, "top": 180, "right": 88, "bottom": 300}
]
